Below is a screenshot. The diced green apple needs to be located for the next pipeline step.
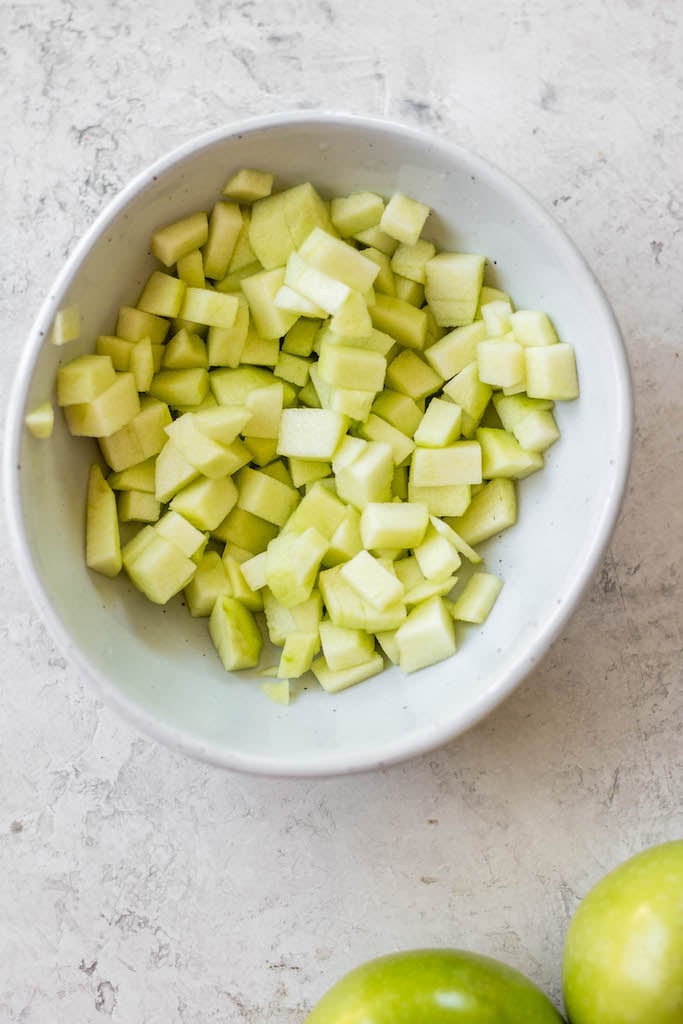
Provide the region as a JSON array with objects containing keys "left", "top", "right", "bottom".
[
  {"left": 425, "top": 252, "right": 485, "bottom": 327},
  {"left": 151, "top": 211, "right": 209, "bottom": 268},
  {"left": 449, "top": 572, "right": 503, "bottom": 624},
  {"left": 330, "top": 192, "right": 384, "bottom": 236},
  {"left": 311, "top": 651, "right": 384, "bottom": 693},
  {"left": 222, "top": 168, "right": 274, "bottom": 203},
  {"left": 380, "top": 192, "right": 430, "bottom": 246},
  {"left": 209, "top": 595, "right": 263, "bottom": 670},
  {"left": 86, "top": 464, "right": 122, "bottom": 577},
  {"left": 395, "top": 596, "right": 456, "bottom": 673},
  {"left": 24, "top": 401, "right": 54, "bottom": 439},
  {"left": 277, "top": 408, "right": 347, "bottom": 461}
]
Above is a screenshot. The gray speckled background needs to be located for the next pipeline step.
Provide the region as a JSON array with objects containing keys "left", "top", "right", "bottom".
[{"left": 1, "top": 1, "right": 682, "bottom": 1021}]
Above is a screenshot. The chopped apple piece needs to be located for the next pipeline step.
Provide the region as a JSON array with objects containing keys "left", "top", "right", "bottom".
[
  {"left": 340, "top": 550, "right": 404, "bottom": 610},
  {"left": 266, "top": 526, "right": 328, "bottom": 607},
  {"left": 331, "top": 192, "right": 384, "bottom": 236},
  {"left": 277, "top": 632, "right": 319, "bottom": 678},
  {"left": 222, "top": 168, "right": 274, "bottom": 203},
  {"left": 395, "top": 596, "right": 456, "bottom": 673},
  {"left": 137, "top": 271, "right": 186, "bottom": 318},
  {"left": 525, "top": 343, "right": 579, "bottom": 400},
  {"left": 380, "top": 193, "right": 430, "bottom": 246},
  {"left": 86, "top": 465, "right": 122, "bottom": 577},
  {"left": 277, "top": 408, "right": 347, "bottom": 461},
  {"left": 64, "top": 373, "right": 140, "bottom": 438},
  {"left": 51, "top": 304, "right": 80, "bottom": 346},
  {"left": 25, "top": 401, "right": 54, "bottom": 439},
  {"left": 151, "top": 211, "right": 209, "bottom": 267},
  {"left": 311, "top": 651, "right": 384, "bottom": 693},
  {"left": 209, "top": 595, "right": 263, "bottom": 670},
  {"left": 449, "top": 572, "right": 503, "bottom": 624},
  {"left": 425, "top": 252, "right": 485, "bottom": 327}
]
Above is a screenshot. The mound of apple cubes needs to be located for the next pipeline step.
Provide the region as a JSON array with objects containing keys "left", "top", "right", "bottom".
[{"left": 55, "top": 171, "right": 579, "bottom": 699}]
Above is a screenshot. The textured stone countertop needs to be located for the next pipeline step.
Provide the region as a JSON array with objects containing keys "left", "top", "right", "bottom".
[{"left": 1, "top": 1, "right": 681, "bottom": 1021}]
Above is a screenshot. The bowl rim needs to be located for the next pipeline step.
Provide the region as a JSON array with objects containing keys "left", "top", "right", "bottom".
[{"left": 4, "top": 110, "right": 634, "bottom": 777}]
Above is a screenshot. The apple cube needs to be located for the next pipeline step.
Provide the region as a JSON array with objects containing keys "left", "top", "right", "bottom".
[
  {"left": 447, "top": 478, "right": 517, "bottom": 545},
  {"left": 359, "top": 501, "right": 429, "bottom": 551},
  {"left": 170, "top": 474, "right": 238, "bottom": 531},
  {"left": 117, "top": 305, "right": 169, "bottom": 344},
  {"left": 340, "top": 550, "right": 404, "bottom": 611},
  {"left": 282, "top": 318, "right": 320, "bottom": 357},
  {"left": 57, "top": 354, "right": 116, "bottom": 406},
  {"left": 371, "top": 390, "right": 423, "bottom": 437},
  {"left": 406, "top": 482, "right": 471, "bottom": 518},
  {"left": 414, "top": 523, "right": 461, "bottom": 581},
  {"left": 155, "top": 441, "right": 199, "bottom": 502},
  {"left": 380, "top": 192, "right": 430, "bottom": 246},
  {"left": 525, "top": 343, "right": 579, "bottom": 400},
  {"left": 86, "top": 464, "right": 121, "bottom": 577},
  {"left": 179, "top": 288, "right": 239, "bottom": 330},
  {"left": 510, "top": 309, "right": 559, "bottom": 346},
  {"left": 275, "top": 633, "right": 319, "bottom": 679},
  {"left": 236, "top": 466, "right": 299, "bottom": 527},
  {"left": 395, "top": 596, "right": 456, "bottom": 673},
  {"left": 354, "top": 225, "right": 399, "bottom": 256},
  {"left": 361, "top": 248, "right": 396, "bottom": 296},
  {"left": 266, "top": 526, "right": 328, "bottom": 607},
  {"left": 215, "top": 506, "right": 278, "bottom": 554},
  {"left": 359, "top": 414, "right": 414, "bottom": 466},
  {"left": 425, "top": 252, "right": 486, "bottom": 327},
  {"left": 151, "top": 211, "right": 209, "bottom": 267},
  {"left": 411, "top": 441, "right": 482, "bottom": 487},
  {"left": 319, "top": 620, "right": 376, "bottom": 671},
  {"left": 24, "top": 401, "right": 54, "bottom": 439},
  {"left": 394, "top": 276, "right": 424, "bottom": 307},
  {"left": 311, "top": 652, "right": 384, "bottom": 693},
  {"left": 390, "top": 239, "right": 436, "bottom": 284},
  {"left": 450, "top": 572, "right": 503, "bottom": 624},
  {"left": 243, "top": 382, "right": 283, "bottom": 439},
  {"left": 117, "top": 489, "right": 160, "bottom": 524},
  {"left": 335, "top": 440, "right": 394, "bottom": 509},
  {"left": 277, "top": 408, "right": 347, "bottom": 461},
  {"left": 184, "top": 550, "right": 231, "bottom": 617},
  {"left": 329, "top": 291, "right": 372, "bottom": 338},
  {"left": 209, "top": 595, "right": 262, "bottom": 670},
  {"left": 176, "top": 249, "right": 205, "bottom": 289},
  {"left": 477, "top": 427, "right": 544, "bottom": 479},
  {"left": 222, "top": 168, "right": 274, "bottom": 203},
  {"left": 123, "top": 530, "right": 196, "bottom": 605},
  {"left": 442, "top": 362, "right": 492, "bottom": 436},
  {"left": 369, "top": 294, "right": 428, "bottom": 351},
  {"left": 413, "top": 398, "right": 462, "bottom": 447},
  {"left": 137, "top": 271, "right": 186, "bottom": 318},
  {"left": 330, "top": 192, "right": 384, "bottom": 236},
  {"left": 425, "top": 321, "right": 487, "bottom": 380},
  {"left": 51, "top": 304, "right": 80, "bottom": 346},
  {"left": 318, "top": 344, "right": 386, "bottom": 393},
  {"left": 284, "top": 252, "right": 352, "bottom": 315},
  {"left": 64, "top": 373, "right": 140, "bottom": 438}
]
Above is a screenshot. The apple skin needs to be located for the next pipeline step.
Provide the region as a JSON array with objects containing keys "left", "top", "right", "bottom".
[
  {"left": 562, "top": 840, "right": 683, "bottom": 1024},
  {"left": 304, "top": 948, "right": 564, "bottom": 1024}
]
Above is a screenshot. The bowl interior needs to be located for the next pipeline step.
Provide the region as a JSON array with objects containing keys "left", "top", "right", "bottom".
[{"left": 8, "top": 115, "right": 631, "bottom": 775}]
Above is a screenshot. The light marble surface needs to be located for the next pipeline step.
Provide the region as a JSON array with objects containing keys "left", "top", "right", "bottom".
[{"left": 1, "top": 1, "right": 682, "bottom": 1021}]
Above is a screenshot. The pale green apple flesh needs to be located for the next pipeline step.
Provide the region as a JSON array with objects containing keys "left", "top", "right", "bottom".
[{"left": 49, "top": 171, "right": 578, "bottom": 699}]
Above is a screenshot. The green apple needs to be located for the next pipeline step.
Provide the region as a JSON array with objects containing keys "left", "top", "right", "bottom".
[
  {"left": 562, "top": 840, "right": 683, "bottom": 1024},
  {"left": 304, "top": 949, "right": 564, "bottom": 1023}
]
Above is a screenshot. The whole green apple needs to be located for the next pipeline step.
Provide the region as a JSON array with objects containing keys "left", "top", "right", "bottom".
[
  {"left": 304, "top": 948, "right": 564, "bottom": 1023},
  {"left": 563, "top": 839, "right": 683, "bottom": 1024}
]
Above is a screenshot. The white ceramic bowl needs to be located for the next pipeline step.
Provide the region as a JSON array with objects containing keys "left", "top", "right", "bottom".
[{"left": 5, "top": 113, "right": 633, "bottom": 776}]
